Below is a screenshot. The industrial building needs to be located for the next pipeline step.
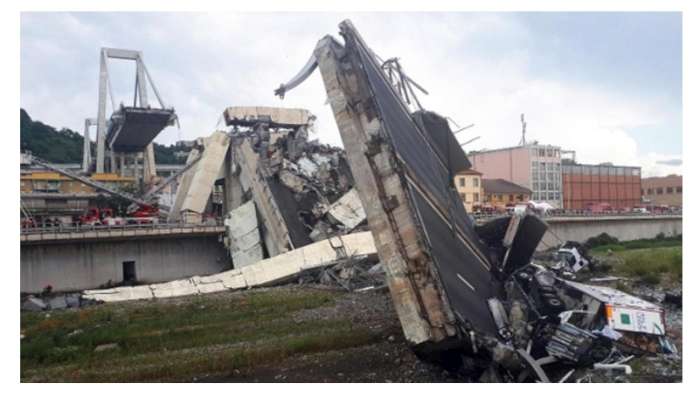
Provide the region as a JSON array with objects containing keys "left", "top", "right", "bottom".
[
  {"left": 467, "top": 140, "right": 643, "bottom": 211},
  {"left": 642, "top": 174, "right": 683, "bottom": 208},
  {"left": 561, "top": 162, "right": 641, "bottom": 210},
  {"left": 20, "top": 161, "right": 185, "bottom": 223},
  {"left": 467, "top": 143, "right": 563, "bottom": 207}
]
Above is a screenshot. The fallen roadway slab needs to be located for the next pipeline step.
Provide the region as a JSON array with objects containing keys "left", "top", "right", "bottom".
[
  {"left": 81, "top": 231, "right": 376, "bottom": 303},
  {"left": 277, "top": 19, "right": 498, "bottom": 350}
]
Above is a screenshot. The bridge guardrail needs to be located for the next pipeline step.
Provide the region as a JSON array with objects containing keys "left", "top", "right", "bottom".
[
  {"left": 20, "top": 220, "right": 225, "bottom": 236},
  {"left": 471, "top": 210, "right": 682, "bottom": 222}
]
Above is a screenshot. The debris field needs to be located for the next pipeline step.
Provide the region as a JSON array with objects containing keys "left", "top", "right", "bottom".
[{"left": 20, "top": 19, "right": 682, "bottom": 383}]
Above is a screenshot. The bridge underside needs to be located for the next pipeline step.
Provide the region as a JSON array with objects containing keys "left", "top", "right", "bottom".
[{"left": 107, "top": 106, "right": 175, "bottom": 152}]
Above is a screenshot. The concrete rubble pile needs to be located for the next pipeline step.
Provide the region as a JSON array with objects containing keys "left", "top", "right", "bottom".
[
  {"left": 299, "top": 256, "right": 387, "bottom": 292},
  {"left": 222, "top": 106, "right": 366, "bottom": 261},
  {"left": 274, "top": 19, "right": 679, "bottom": 382},
  {"left": 168, "top": 106, "right": 368, "bottom": 270},
  {"left": 74, "top": 106, "right": 377, "bottom": 305},
  {"left": 21, "top": 292, "right": 94, "bottom": 311}
]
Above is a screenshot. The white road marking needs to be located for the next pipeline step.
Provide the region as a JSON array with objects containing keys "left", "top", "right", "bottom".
[{"left": 457, "top": 273, "right": 476, "bottom": 291}]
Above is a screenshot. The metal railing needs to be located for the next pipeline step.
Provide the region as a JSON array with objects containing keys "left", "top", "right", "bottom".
[
  {"left": 20, "top": 219, "right": 224, "bottom": 235},
  {"left": 471, "top": 209, "right": 682, "bottom": 222}
]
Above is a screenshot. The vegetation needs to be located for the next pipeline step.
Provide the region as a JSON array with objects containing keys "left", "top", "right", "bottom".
[
  {"left": 20, "top": 109, "right": 87, "bottom": 164},
  {"left": 588, "top": 233, "right": 682, "bottom": 284},
  {"left": 587, "top": 232, "right": 682, "bottom": 253},
  {"left": 20, "top": 108, "right": 186, "bottom": 164},
  {"left": 614, "top": 246, "right": 682, "bottom": 284},
  {"left": 21, "top": 288, "right": 381, "bottom": 382}
]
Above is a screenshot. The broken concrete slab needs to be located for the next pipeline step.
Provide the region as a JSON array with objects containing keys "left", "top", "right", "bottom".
[
  {"left": 22, "top": 296, "right": 47, "bottom": 311},
  {"left": 225, "top": 200, "right": 264, "bottom": 268},
  {"left": 223, "top": 106, "right": 314, "bottom": 128},
  {"left": 326, "top": 188, "right": 366, "bottom": 230},
  {"left": 81, "top": 231, "right": 377, "bottom": 303},
  {"left": 151, "top": 279, "right": 199, "bottom": 299},
  {"left": 168, "top": 139, "right": 205, "bottom": 222},
  {"left": 83, "top": 285, "right": 154, "bottom": 303},
  {"left": 48, "top": 296, "right": 68, "bottom": 310},
  {"left": 174, "top": 131, "right": 231, "bottom": 224}
]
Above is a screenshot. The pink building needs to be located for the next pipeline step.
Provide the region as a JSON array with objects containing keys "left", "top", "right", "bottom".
[{"left": 467, "top": 144, "right": 563, "bottom": 207}]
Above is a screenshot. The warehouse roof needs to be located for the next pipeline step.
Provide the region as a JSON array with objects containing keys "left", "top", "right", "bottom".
[{"left": 482, "top": 178, "right": 532, "bottom": 195}]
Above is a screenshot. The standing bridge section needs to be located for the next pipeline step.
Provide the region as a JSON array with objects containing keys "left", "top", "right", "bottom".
[
  {"left": 21, "top": 223, "right": 228, "bottom": 293},
  {"left": 89, "top": 48, "right": 177, "bottom": 186}
]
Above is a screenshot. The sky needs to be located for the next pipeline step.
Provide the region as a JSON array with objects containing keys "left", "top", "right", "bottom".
[{"left": 20, "top": 12, "right": 682, "bottom": 177}]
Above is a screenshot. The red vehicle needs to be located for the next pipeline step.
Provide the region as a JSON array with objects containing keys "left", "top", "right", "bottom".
[
  {"left": 79, "top": 207, "right": 124, "bottom": 226},
  {"left": 585, "top": 202, "right": 613, "bottom": 214},
  {"left": 125, "top": 204, "right": 159, "bottom": 224}
]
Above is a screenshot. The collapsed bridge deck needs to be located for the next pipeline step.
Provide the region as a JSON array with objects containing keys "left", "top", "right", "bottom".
[{"left": 107, "top": 106, "right": 176, "bottom": 152}]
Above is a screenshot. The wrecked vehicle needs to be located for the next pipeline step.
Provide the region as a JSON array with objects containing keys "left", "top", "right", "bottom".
[
  {"left": 275, "top": 19, "right": 677, "bottom": 382},
  {"left": 550, "top": 241, "right": 593, "bottom": 275}
]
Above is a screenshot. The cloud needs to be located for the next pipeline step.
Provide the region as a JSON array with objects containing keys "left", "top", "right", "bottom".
[
  {"left": 657, "top": 158, "right": 682, "bottom": 166},
  {"left": 20, "top": 12, "right": 681, "bottom": 178},
  {"left": 639, "top": 153, "right": 683, "bottom": 177}
]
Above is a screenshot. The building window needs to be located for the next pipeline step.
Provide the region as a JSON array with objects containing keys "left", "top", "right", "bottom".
[
  {"left": 460, "top": 193, "right": 466, "bottom": 201},
  {"left": 473, "top": 193, "right": 480, "bottom": 202},
  {"left": 647, "top": 188, "right": 653, "bottom": 195},
  {"left": 459, "top": 177, "right": 466, "bottom": 187},
  {"left": 641, "top": 189, "right": 644, "bottom": 195},
  {"left": 666, "top": 187, "right": 673, "bottom": 194},
  {"left": 676, "top": 186, "right": 682, "bottom": 193},
  {"left": 47, "top": 180, "right": 60, "bottom": 192},
  {"left": 473, "top": 178, "right": 479, "bottom": 187},
  {"left": 656, "top": 188, "right": 663, "bottom": 194}
]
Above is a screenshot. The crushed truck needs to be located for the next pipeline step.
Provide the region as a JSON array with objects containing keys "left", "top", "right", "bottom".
[{"left": 274, "top": 19, "right": 677, "bottom": 381}]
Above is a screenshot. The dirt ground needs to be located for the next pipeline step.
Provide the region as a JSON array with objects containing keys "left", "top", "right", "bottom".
[
  {"left": 206, "top": 282, "right": 683, "bottom": 383},
  {"left": 200, "top": 286, "right": 464, "bottom": 383},
  {"left": 21, "top": 280, "right": 682, "bottom": 383}
]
